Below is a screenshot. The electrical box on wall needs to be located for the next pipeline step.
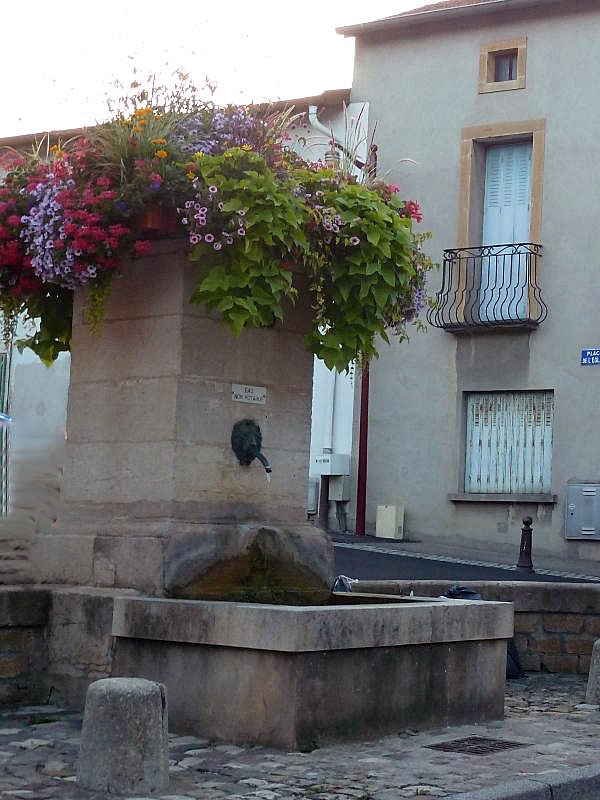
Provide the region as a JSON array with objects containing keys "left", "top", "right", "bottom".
[
  {"left": 313, "top": 453, "right": 350, "bottom": 476},
  {"left": 328, "top": 475, "right": 351, "bottom": 502},
  {"left": 565, "top": 482, "right": 600, "bottom": 540}
]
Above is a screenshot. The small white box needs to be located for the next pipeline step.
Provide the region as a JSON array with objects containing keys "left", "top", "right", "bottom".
[
  {"left": 375, "top": 504, "right": 405, "bottom": 540},
  {"left": 312, "top": 453, "right": 351, "bottom": 476}
]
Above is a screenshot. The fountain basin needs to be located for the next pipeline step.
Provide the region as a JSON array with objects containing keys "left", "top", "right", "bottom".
[{"left": 112, "top": 595, "right": 513, "bottom": 749}]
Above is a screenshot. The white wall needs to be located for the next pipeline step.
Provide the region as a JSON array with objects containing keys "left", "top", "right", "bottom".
[{"left": 0, "top": 321, "right": 70, "bottom": 539}]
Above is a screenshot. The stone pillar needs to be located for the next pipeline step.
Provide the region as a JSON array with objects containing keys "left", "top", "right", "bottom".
[
  {"left": 585, "top": 639, "right": 600, "bottom": 704},
  {"left": 30, "top": 241, "right": 334, "bottom": 596},
  {"left": 78, "top": 677, "right": 168, "bottom": 794}
]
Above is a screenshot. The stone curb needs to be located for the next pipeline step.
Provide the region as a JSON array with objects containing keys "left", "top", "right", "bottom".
[{"left": 445, "top": 764, "right": 600, "bottom": 799}]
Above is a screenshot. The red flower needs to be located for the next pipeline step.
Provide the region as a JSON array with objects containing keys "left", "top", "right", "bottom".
[
  {"left": 6, "top": 215, "right": 21, "bottom": 228},
  {"left": 403, "top": 200, "right": 423, "bottom": 223},
  {"left": 134, "top": 240, "right": 152, "bottom": 256}
]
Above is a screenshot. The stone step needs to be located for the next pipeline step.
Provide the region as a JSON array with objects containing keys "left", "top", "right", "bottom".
[
  {"left": 0, "top": 557, "right": 30, "bottom": 572},
  {"left": 0, "top": 538, "right": 31, "bottom": 551}
]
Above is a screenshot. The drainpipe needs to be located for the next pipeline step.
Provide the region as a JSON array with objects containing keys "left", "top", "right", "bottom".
[
  {"left": 355, "top": 366, "right": 369, "bottom": 536},
  {"left": 308, "top": 104, "right": 375, "bottom": 537},
  {"left": 356, "top": 143, "right": 378, "bottom": 536}
]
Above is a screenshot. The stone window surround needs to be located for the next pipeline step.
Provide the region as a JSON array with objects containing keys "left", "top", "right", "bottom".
[
  {"left": 479, "top": 36, "right": 527, "bottom": 94},
  {"left": 457, "top": 118, "right": 546, "bottom": 249}
]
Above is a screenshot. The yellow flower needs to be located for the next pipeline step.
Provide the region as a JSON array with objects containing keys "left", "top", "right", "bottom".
[
  {"left": 49, "top": 144, "right": 62, "bottom": 154},
  {"left": 194, "top": 151, "right": 204, "bottom": 158},
  {"left": 152, "top": 138, "right": 167, "bottom": 145},
  {"left": 241, "top": 144, "right": 253, "bottom": 151},
  {"left": 155, "top": 149, "right": 168, "bottom": 159},
  {"left": 224, "top": 151, "right": 233, "bottom": 159},
  {"left": 186, "top": 171, "right": 195, "bottom": 180}
]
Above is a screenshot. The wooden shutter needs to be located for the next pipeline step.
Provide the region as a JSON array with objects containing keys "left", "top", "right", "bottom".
[
  {"left": 483, "top": 142, "right": 532, "bottom": 246},
  {"left": 481, "top": 142, "right": 533, "bottom": 321},
  {"left": 465, "top": 391, "right": 554, "bottom": 494}
]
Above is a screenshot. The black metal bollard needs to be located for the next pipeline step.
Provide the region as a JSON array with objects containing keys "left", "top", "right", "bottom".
[{"left": 516, "top": 515, "right": 535, "bottom": 573}]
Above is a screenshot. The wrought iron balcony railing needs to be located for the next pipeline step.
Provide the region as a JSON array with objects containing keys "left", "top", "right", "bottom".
[{"left": 427, "top": 243, "right": 547, "bottom": 332}]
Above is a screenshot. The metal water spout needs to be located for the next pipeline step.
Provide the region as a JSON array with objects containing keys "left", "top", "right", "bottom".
[
  {"left": 254, "top": 452, "right": 272, "bottom": 474},
  {"left": 231, "top": 419, "right": 272, "bottom": 474}
]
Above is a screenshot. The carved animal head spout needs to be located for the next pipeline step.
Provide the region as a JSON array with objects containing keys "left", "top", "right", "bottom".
[{"left": 231, "top": 419, "right": 272, "bottom": 473}]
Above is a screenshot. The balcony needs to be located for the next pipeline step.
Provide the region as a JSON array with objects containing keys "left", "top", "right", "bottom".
[{"left": 427, "top": 243, "right": 547, "bottom": 332}]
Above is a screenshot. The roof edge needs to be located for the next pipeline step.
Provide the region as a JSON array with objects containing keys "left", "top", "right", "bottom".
[
  {"left": 337, "top": 0, "right": 568, "bottom": 37},
  {"left": 0, "top": 90, "right": 352, "bottom": 151}
]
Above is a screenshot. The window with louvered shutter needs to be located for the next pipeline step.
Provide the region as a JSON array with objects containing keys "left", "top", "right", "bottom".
[{"left": 465, "top": 391, "right": 554, "bottom": 494}]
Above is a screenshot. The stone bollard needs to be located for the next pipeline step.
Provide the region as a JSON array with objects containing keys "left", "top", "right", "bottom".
[
  {"left": 585, "top": 639, "right": 600, "bottom": 705},
  {"left": 78, "top": 677, "right": 169, "bottom": 794}
]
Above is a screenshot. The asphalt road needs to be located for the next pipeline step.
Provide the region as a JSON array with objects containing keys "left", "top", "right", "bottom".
[{"left": 334, "top": 544, "right": 598, "bottom": 583}]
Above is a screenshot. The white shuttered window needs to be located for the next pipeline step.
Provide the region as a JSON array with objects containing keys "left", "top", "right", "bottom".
[{"left": 465, "top": 391, "right": 554, "bottom": 494}]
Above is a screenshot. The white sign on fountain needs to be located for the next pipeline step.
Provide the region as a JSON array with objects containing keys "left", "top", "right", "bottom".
[{"left": 231, "top": 384, "right": 267, "bottom": 404}]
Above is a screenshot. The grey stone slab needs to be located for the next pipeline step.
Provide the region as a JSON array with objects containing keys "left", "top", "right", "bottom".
[
  {"left": 543, "top": 764, "right": 600, "bottom": 799},
  {"left": 112, "top": 595, "right": 513, "bottom": 652},
  {"left": 445, "top": 780, "right": 551, "bottom": 799}
]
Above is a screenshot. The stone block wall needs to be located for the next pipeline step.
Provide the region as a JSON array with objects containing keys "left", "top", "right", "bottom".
[
  {"left": 354, "top": 580, "right": 600, "bottom": 674},
  {"left": 0, "top": 588, "right": 49, "bottom": 703},
  {"left": 0, "top": 587, "right": 132, "bottom": 709},
  {"left": 513, "top": 612, "right": 595, "bottom": 673}
]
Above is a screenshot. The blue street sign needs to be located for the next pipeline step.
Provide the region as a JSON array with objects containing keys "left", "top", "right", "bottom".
[{"left": 581, "top": 349, "right": 600, "bottom": 365}]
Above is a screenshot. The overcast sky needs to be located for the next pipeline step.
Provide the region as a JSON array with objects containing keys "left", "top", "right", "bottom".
[{"left": 1, "top": 0, "right": 424, "bottom": 138}]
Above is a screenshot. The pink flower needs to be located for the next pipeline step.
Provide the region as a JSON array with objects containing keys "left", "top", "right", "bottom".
[
  {"left": 404, "top": 200, "right": 423, "bottom": 223},
  {"left": 388, "top": 183, "right": 400, "bottom": 194}
]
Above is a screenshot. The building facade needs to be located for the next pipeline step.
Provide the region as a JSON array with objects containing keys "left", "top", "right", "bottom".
[{"left": 340, "top": 0, "right": 600, "bottom": 559}]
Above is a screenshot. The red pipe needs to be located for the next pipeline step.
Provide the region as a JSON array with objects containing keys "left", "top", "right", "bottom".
[{"left": 355, "top": 365, "right": 370, "bottom": 535}]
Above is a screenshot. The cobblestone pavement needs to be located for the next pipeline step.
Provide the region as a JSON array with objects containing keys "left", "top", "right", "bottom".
[{"left": 0, "top": 674, "right": 598, "bottom": 800}]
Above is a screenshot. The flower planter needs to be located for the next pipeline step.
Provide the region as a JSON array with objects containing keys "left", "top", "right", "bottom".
[{"left": 137, "top": 205, "right": 179, "bottom": 237}]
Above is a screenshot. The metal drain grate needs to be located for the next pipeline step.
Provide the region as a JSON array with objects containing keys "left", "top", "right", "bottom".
[{"left": 427, "top": 736, "right": 528, "bottom": 755}]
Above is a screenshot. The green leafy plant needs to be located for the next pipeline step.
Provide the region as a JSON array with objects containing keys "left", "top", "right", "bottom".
[{"left": 183, "top": 148, "right": 307, "bottom": 334}]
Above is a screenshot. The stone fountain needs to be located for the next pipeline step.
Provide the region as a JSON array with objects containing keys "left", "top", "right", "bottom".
[{"left": 27, "top": 242, "right": 512, "bottom": 749}]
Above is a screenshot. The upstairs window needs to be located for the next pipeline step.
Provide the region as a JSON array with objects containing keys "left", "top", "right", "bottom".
[
  {"left": 479, "top": 37, "right": 527, "bottom": 93},
  {"left": 494, "top": 51, "right": 518, "bottom": 82}
]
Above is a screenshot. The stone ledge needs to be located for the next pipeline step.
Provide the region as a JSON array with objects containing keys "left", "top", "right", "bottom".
[
  {"left": 448, "top": 493, "right": 558, "bottom": 504},
  {"left": 0, "top": 588, "right": 50, "bottom": 627},
  {"left": 112, "top": 596, "right": 513, "bottom": 652},
  {"left": 354, "top": 580, "right": 600, "bottom": 614},
  {"left": 446, "top": 763, "right": 600, "bottom": 799}
]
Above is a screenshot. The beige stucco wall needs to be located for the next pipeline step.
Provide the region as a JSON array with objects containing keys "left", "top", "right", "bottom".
[{"left": 348, "top": 1, "right": 600, "bottom": 558}]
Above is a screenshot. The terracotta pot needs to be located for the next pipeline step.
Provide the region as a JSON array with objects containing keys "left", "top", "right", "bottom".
[{"left": 138, "top": 206, "right": 179, "bottom": 237}]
